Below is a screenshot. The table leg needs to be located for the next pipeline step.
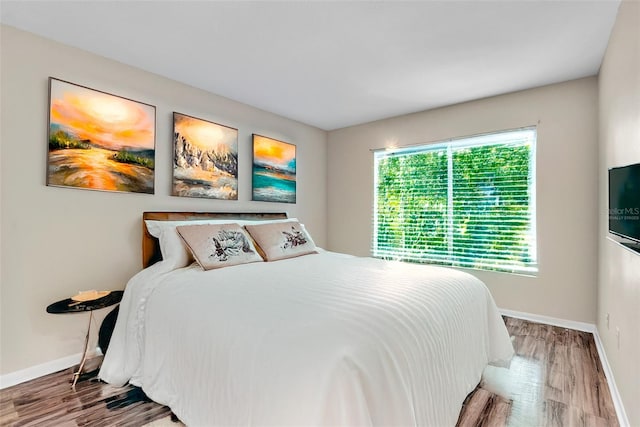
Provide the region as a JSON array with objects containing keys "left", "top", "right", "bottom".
[{"left": 72, "top": 311, "right": 92, "bottom": 389}]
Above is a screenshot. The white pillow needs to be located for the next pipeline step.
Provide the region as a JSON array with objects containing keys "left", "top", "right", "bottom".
[{"left": 145, "top": 217, "right": 297, "bottom": 269}]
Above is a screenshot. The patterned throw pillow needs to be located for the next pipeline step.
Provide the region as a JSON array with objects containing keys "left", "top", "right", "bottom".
[
  {"left": 176, "top": 223, "right": 263, "bottom": 270},
  {"left": 244, "top": 220, "right": 317, "bottom": 261}
]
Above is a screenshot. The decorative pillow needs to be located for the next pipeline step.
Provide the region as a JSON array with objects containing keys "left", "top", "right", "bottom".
[
  {"left": 176, "top": 223, "right": 263, "bottom": 270},
  {"left": 244, "top": 220, "right": 317, "bottom": 261},
  {"left": 145, "top": 218, "right": 297, "bottom": 269}
]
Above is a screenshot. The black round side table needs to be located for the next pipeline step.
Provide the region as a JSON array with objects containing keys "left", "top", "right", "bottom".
[{"left": 46, "top": 290, "right": 124, "bottom": 388}]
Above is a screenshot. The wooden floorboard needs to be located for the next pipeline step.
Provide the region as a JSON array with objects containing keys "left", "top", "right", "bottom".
[
  {"left": 0, "top": 366, "right": 172, "bottom": 427},
  {"left": 1, "top": 317, "right": 619, "bottom": 426},
  {"left": 456, "top": 317, "right": 619, "bottom": 427}
]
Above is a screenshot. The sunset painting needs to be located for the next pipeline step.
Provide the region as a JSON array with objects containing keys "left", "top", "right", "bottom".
[
  {"left": 47, "top": 78, "right": 156, "bottom": 194},
  {"left": 173, "top": 112, "right": 238, "bottom": 200},
  {"left": 252, "top": 134, "right": 296, "bottom": 203}
]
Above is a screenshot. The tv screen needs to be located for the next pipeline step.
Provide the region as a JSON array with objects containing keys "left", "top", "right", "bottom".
[{"left": 609, "top": 163, "right": 640, "bottom": 243}]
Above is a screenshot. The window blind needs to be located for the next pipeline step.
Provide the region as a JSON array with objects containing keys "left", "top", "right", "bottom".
[{"left": 373, "top": 128, "right": 537, "bottom": 275}]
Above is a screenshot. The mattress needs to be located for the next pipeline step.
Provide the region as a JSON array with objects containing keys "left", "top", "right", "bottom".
[{"left": 99, "top": 251, "right": 513, "bottom": 426}]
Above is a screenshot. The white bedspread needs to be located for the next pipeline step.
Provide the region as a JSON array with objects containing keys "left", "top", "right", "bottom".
[{"left": 100, "top": 252, "right": 513, "bottom": 426}]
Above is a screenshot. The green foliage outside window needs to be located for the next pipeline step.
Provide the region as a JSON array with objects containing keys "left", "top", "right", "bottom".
[{"left": 374, "top": 129, "right": 537, "bottom": 274}]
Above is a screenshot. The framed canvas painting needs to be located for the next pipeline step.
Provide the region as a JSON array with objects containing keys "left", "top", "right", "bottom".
[
  {"left": 173, "top": 112, "right": 238, "bottom": 200},
  {"left": 252, "top": 134, "right": 296, "bottom": 203},
  {"left": 47, "top": 77, "right": 156, "bottom": 194}
]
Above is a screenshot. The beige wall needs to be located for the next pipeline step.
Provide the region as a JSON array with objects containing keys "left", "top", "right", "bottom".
[
  {"left": 598, "top": 1, "right": 640, "bottom": 425},
  {"left": 328, "top": 78, "right": 599, "bottom": 323},
  {"left": 0, "top": 25, "right": 327, "bottom": 375}
]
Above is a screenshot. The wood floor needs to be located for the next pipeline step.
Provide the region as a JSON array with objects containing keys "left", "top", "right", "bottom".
[
  {"left": 1, "top": 317, "right": 619, "bottom": 426},
  {"left": 457, "top": 317, "right": 619, "bottom": 427}
]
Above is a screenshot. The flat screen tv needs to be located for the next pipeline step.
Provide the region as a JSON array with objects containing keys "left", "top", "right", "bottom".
[{"left": 609, "top": 163, "right": 640, "bottom": 247}]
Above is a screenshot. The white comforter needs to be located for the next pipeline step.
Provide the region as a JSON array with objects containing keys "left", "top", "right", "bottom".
[{"left": 100, "top": 251, "right": 513, "bottom": 426}]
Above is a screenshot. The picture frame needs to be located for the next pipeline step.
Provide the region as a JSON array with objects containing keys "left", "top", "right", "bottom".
[
  {"left": 172, "top": 112, "right": 239, "bottom": 200},
  {"left": 47, "top": 77, "right": 156, "bottom": 194},
  {"left": 252, "top": 134, "right": 296, "bottom": 203}
]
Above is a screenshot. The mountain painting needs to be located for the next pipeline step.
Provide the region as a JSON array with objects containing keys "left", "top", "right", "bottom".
[
  {"left": 173, "top": 113, "right": 238, "bottom": 200},
  {"left": 252, "top": 134, "right": 296, "bottom": 203},
  {"left": 47, "top": 78, "right": 156, "bottom": 194}
]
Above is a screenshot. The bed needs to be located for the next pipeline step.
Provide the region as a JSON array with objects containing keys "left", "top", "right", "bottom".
[{"left": 99, "top": 212, "right": 513, "bottom": 426}]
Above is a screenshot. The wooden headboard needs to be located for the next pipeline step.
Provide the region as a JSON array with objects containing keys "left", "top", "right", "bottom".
[{"left": 142, "top": 211, "right": 288, "bottom": 268}]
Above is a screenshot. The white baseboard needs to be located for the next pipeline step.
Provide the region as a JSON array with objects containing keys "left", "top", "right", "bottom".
[
  {"left": 0, "top": 352, "right": 81, "bottom": 389},
  {"left": 499, "top": 308, "right": 629, "bottom": 427},
  {"left": 593, "top": 328, "right": 630, "bottom": 427},
  {"left": 499, "top": 307, "right": 595, "bottom": 332},
  {"left": 0, "top": 346, "right": 103, "bottom": 390}
]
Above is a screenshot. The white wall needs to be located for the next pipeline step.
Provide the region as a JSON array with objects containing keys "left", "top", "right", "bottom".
[
  {"left": 598, "top": 1, "right": 640, "bottom": 425},
  {"left": 0, "top": 25, "right": 327, "bottom": 376},
  {"left": 327, "top": 77, "right": 599, "bottom": 323}
]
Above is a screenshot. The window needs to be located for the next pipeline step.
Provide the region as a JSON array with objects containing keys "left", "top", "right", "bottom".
[{"left": 373, "top": 127, "right": 537, "bottom": 275}]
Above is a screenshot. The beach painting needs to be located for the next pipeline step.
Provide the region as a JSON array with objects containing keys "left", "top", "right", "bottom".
[
  {"left": 173, "top": 112, "right": 238, "bottom": 200},
  {"left": 252, "top": 134, "right": 296, "bottom": 203},
  {"left": 47, "top": 78, "right": 156, "bottom": 194}
]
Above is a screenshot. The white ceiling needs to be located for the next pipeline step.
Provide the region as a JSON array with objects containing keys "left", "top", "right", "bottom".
[{"left": 0, "top": 1, "right": 620, "bottom": 131}]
